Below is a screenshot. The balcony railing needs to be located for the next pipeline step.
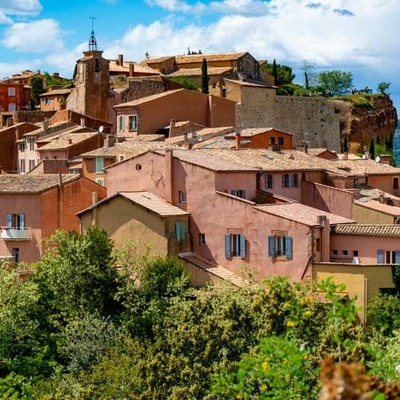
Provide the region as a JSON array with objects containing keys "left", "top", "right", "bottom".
[{"left": 0, "top": 227, "right": 30, "bottom": 241}]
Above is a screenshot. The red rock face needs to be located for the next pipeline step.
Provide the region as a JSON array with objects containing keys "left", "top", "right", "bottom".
[{"left": 331, "top": 94, "right": 398, "bottom": 152}]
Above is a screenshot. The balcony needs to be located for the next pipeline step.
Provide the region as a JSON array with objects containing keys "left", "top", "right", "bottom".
[{"left": 1, "top": 228, "right": 30, "bottom": 241}]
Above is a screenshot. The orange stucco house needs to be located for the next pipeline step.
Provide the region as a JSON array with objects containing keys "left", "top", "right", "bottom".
[
  {"left": 113, "top": 89, "right": 236, "bottom": 138},
  {"left": 0, "top": 174, "right": 106, "bottom": 264}
]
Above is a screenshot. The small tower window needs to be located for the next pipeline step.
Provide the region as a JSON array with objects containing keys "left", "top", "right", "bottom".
[{"left": 95, "top": 59, "right": 101, "bottom": 73}]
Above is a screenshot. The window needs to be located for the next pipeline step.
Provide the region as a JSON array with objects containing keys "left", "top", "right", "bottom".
[
  {"left": 332, "top": 249, "right": 338, "bottom": 256},
  {"left": 12, "top": 248, "right": 20, "bottom": 263},
  {"left": 199, "top": 233, "right": 206, "bottom": 245},
  {"left": 96, "top": 178, "right": 104, "bottom": 186},
  {"left": 265, "top": 174, "right": 274, "bottom": 189},
  {"left": 28, "top": 138, "right": 35, "bottom": 151},
  {"left": 278, "top": 137, "right": 284, "bottom": 145},
  {"left": 118, "top": 116, "right": 126, "bottom": 132},
  {"left": 179, "top": 191, "right": 187, "bottom": 203},
  {"left": 8, "top": 103, "right": 16, "bottom": 112},
  {"left": 128, "top": 115, "right": 138, "bottom": 131},
  {"left": 221, "top": 88, "right": 227, "bottom": 98},
  {"left": 230, "top": 190, "right": 246, "bottom": 199},
  {"left": 95, "top": 157, "right": 104, "bottom": 173},
  {"left": 268, "top": 235, "right": 292, "bottom": 258},
  {"left": 19, "top": 142, "right": 25, "bottom": 152},
  {"left": 118, "top": 154, "right": 125, "bottom": 162},
  {"left": 6, "top": 213, "right": 25, "bottom": 230},
  {"left": 281, "top": 173, "right": 299, "bottom": 188},
  {"left": 19, "top": 159, "right": 25, "bottom": 174},
  {"left": 44, "top": 97, "right": 50, "bottom": 105},
  {"left": 175, "top": 222, "right": 185, "bottom": 241},
  {"left": 353, "top": 250, "right": 359, "bottom": 257},
  {"left": 394, "top": 177, "right": 399, "bottom": 189},
  {"left": 316, "top": 238, "right": 321, "bottom": 252},
  {"left": 94, "top": 58, "right": 101, "bottom": 73},
  {"left": 225, "top": 234, "right": 246, "bottom": 258},
  {"left": 8, "top": 87, "right": 15, "bottom": 97},
  {"left": 377, "top": 249, "right": 400, "bottom": 264},
  {"left": 28, "top": 159, "right": 35, "bottom": 171},
  {"left": 269, "top": 137, "right": 276, "bottom": 145}
]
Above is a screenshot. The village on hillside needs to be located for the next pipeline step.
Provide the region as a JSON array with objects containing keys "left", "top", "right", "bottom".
[{"left": 1, "top": 30, "right": 400, "bottom": 322}]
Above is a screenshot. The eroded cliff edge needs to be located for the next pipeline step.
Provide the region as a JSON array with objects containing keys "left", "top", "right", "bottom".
[{"left": 329, "top": 94, "right": 398, "bottom": 152}]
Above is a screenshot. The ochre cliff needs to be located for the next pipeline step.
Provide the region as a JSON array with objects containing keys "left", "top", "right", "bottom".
[{"left": 329, "top": 94, "right": 398, "bottom": 152}]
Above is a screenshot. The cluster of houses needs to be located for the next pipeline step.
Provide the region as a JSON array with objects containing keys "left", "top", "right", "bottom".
[{"left": 0, "top": 34, "right": 399, "bottom": 320}]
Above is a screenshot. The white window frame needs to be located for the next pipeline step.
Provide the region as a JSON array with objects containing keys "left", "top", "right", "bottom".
[
  {"left": 128, "top": 115, "right": 138, "bottom": 131},
  {"left": 179, "top": 191, "right": 187, "bottom": 203}
]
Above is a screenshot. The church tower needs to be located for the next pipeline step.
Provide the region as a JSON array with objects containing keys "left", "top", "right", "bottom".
[{"left": 67, "top": 19, "right": 110, "bottom": 122}]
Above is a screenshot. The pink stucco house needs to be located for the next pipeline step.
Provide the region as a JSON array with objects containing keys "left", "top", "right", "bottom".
[{"left": 0, "top": 174, "right": 106, "bottom": 264}]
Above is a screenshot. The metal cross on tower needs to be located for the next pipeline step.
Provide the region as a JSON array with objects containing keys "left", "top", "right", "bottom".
[{"left": 89, "top": 16, "right": 97, "bottom": 51}]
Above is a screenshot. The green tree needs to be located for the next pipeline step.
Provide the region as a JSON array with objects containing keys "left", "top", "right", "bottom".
[
  {"left": 30, "top": 76, "right": 44, "bottom": 107},
  {"left": 212, "top": 335, "right": 317, "bottom": 399},
  {"left": 318, "top": 70, "right": 353, "bottom": 96},
  {"left": 168, "top": 76, "right": 199, "bottom": 91},
  {"left": 32, "top": 228, "right": 120, "bottom": 327},
  {"left": 201, "top": 58, "right": 209, "bottom": 94},
  {"left": 43, "top": 72, "right": 70, "bottom": 87},
  {"left": 377, "top": 81, "right": 391, "bottom": 94},
  {"left": 262, "top": 62, "right": 295, "bottom": 86},
  {"left": 369, "top": 138, "right": 376, "bottom": 160},
  {"left": 272, "top": 59, "right": 278, "bottom": 86}
]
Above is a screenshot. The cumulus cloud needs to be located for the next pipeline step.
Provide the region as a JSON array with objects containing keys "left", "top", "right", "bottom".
[
  {"left": 1, "top": 19, "right": 64, "bottom": 53},
  {"left": 0, "top": 0, "right": 42, "bottom": 16}
]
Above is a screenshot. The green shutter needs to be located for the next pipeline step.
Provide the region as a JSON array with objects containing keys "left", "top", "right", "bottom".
[
  {"left": 268, "top": 236, "right": 275, "bottom": 257},
  {"left": 175, "top": 222, "right": 185, "bottom": 241},
  {"left": 225, "top": 234, "right": 231, "bottom": 257}
]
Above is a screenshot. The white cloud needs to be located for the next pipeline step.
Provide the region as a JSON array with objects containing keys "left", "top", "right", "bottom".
[
  {"left": 0, "top": 0, "right": 42, "bottom": 16},
  {"left": 0, "top": 59, "right": 42, "bottom": 79},
  {"left": 145, "top": 0, "right": 207, "bottom": 13},
  {"left": 1, "top": 19, "right": 64, "bottom": 53}
]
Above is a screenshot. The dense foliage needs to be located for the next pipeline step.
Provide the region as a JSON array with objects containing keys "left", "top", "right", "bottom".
[{"left": 0, "top": 228, "right": 399, "bottom": 398}]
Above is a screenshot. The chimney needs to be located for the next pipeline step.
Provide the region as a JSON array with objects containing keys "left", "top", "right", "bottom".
[
  {"left": 43, "top": 119, "right": 49, "bottom": 131},
  {"left": 169, "top": 118, "right": 176, "bottom": 138},
  {"left": 118, "top": 54, "right": 124, "bottom": 67},
  {"left": 53, "top": 72, "right": 59, "bottom": 78},
  {"left": 104, "top": 134, "right": 116, "bottom": 148},
  {"left": 80, "top": 117, "right": 85, "bottom": 127},
  {"left": 129, "top": 63, "right": 135, "bottom": 77},
  {"left": 318, "top": 216, "right": 330, "bottom": 262},
  {"left": 235, "top": 129, "right": 241, "bottom": 149},
  {"left": 165, "top": 150, "right": 174, "bottom": 203},
  {"left": 91, "top": 191, "right": 98, "bottom": 205}
]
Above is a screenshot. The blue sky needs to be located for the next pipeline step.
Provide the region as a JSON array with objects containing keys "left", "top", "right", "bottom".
[{"left": 0, "top": 0, "right": 399, "bottom": 109}]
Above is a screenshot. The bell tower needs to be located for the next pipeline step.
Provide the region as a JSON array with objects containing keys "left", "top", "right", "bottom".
[{"left": 67, "top": 17, "right": 110, "bottom": 122}]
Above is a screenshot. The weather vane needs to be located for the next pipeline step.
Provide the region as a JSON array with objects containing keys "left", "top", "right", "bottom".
[{"left": 89, "top": 16, "right": 97, "bottom": 51}]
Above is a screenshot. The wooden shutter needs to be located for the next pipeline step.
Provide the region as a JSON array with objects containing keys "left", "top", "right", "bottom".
[
  {"left": 285, "top": 236, "right": 292, "bottom": 258},
  {"left": 175, "top": 222, "right": 185, "bottom": 241},
  {"left": 225, "top": 235, "right": 231, "bottom": 257},
  {"left": 377, "top": 249, "right": 384, "bottom": 264},
  {"left": 268, "top": 236, "right": 275, "bottom": 257},
  {"left": 240, "top": 235, "right": 246, "bottom": 258}
]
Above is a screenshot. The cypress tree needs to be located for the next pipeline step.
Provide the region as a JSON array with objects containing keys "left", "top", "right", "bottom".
[
  {"left": 201, "top": 58, "right": 209, "bottom": 94},
  {"left": 369, "top": 138, "right": 375, "bottom": 160}
]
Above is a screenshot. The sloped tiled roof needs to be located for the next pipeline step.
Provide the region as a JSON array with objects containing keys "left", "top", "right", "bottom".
[
  {"left": 175, "top": 52, "right": 247, "bottom": 64},
  {"left": 255, "top": 203, "right": 354, "bottom": 226},
  {"left": 113, "top": 89, "right": 183, "bottom": 108},
  {"left": 225, "top": 127, "right": 293, "bottom": 138},
  {"left": 0, "top": 174, "right": 79, "bottom": 194},
  {"left": 119, "top": 191, "right": 189, "bottom": 217},
  {"left": 167, "top": 66, "right": 233, "bottom": 77},
  {"left": 354, "top": 199, "right": 400, "bottom": 216},
  {"left": 155, "top": 149, "right": 258, "bottom": 172},
  {"left": 37, "top": 132, "right": 98, "bottom": 150},
  {"left": 333, "top": 224, "right": 400, "bottom": 237}
]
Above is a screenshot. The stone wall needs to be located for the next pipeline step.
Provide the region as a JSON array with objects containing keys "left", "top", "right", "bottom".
[{"left": 237, "top": 87, "right": 341, "bottom": 151}]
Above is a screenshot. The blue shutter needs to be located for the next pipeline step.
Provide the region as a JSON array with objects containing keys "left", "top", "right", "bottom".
[
  {"left": 240, "top": 235, "right": 246, "bottom": 258},
  {"left": 268, "top": 236, "right": 275, "bottom": 257},
  {"left": 289, "top": 174, "right": 294, "bottom": 188},
  {"left": 19, "top": 214, "right": 25, "bottom": 230},
  {"left": 270, "top": 175, "right": 274, "bottom": 189},
  {"left": 225, "top": 234, "right": 231, "bottom": 257},
  {"left": 285, "top": 236, "right": 292, "bottom": 258},
  {"left": 175, "top": 222, "right": 185, "bottom": 241},
  {"left": 6, "top": 214, "right": 12, "bottom": 228},
  {"left": 377, "top": 249, "right": 384, "bottom": 264},
  {"left": 396, "top": 250, "right": 400, "bottom": 264}
]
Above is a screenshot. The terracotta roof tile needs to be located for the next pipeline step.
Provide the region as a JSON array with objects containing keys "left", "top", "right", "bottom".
[
  {"left": 333, "top": 224, "right": 400, "bottom": 237},
  {"left": 167, "top": 66, "right": 233, "bottom": 77},
  {"left": 37, "top": 132, "right": 98, "bottom": 150},
  {"left": 354, "top": 199, "right": 400, "bottom": 216},
  {"left": 119, "top": 191, "right": 189, "bottom": 216},
  {"left": 255, "top": 203, "right": 354, "bottom": 226},
  {"left": 0, "top": 174, "right": 79, "bottom": 194},
  {"left": 113, "top": 89, "right": 183, "bottom": 108}
]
